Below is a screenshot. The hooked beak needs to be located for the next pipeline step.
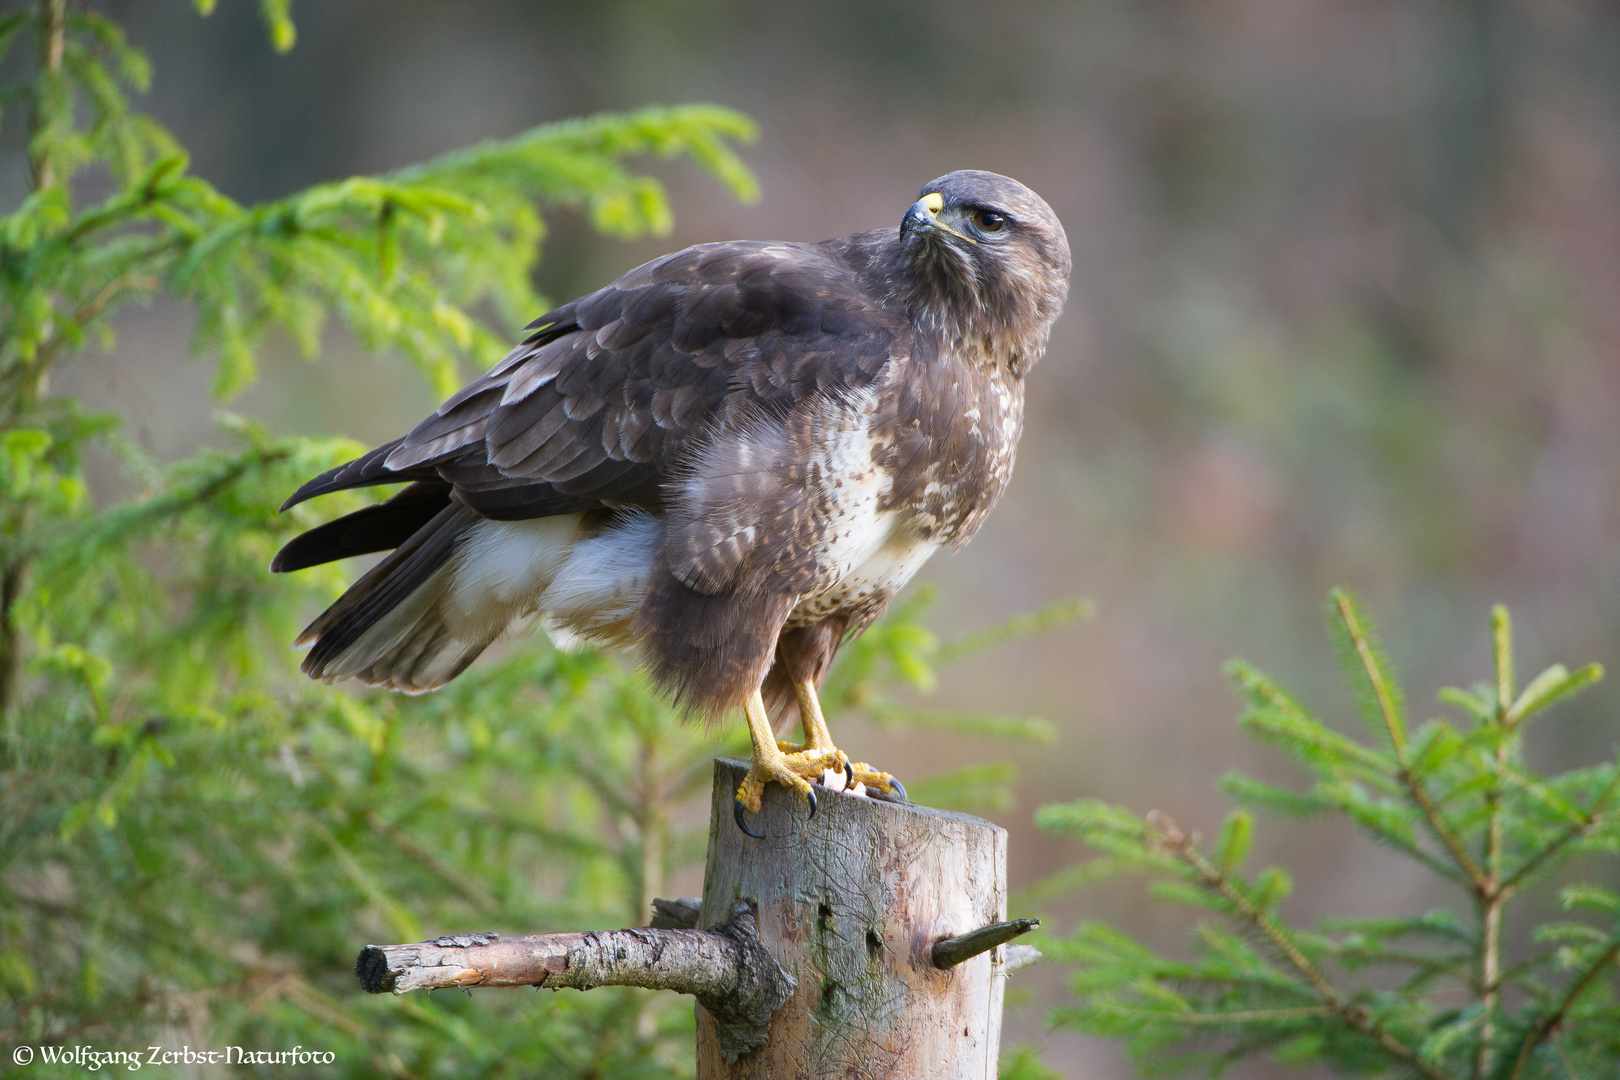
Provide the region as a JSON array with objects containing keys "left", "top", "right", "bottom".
[{"left": 901, "top": 191, "right": 974, "bottom": 243}]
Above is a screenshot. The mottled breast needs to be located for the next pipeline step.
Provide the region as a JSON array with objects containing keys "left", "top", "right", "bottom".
[
  {"left": 872, "top": 342, "right": 1025, "bottom": 546},
  {"left": 786, "top": 345, "right": 1026, "bottom": 628}
]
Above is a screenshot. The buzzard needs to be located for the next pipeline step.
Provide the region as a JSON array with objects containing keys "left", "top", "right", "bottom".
[{"left": 273, "top": 170, "right": 1070, "bottom": 835}]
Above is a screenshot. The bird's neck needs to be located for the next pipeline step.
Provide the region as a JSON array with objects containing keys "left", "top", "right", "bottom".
[{"left": 837, "top": 230, "right": 1055, "bottom": 379}]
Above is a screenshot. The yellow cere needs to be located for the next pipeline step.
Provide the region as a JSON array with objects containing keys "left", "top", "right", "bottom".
[{"left": 921, "top": 192, "right": 944, "bottom": 214}]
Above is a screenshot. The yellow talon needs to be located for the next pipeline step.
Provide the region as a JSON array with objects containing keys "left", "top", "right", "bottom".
[
  {"left": 736, "top": 691, "right": 821, "bottom": 813},
  {"left": 777, "top": 740, "right": 849, "bottom": 773},
  {"left": 850, "top": 763, "right": 906, "bottom": 800},
  {"left": 735, "top": 681, "right": 905, "bottom": 838},
  {"left": 735, "top": 756, "right": 817, "bottom": 814}
]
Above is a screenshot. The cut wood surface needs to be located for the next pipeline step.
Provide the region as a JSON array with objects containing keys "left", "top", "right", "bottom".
[{"left": 697, "top": 757, "right": 1010, "bottom": 1079}]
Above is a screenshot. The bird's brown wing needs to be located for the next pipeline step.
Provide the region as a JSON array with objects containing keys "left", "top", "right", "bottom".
[
  {"left": 283, "top": 239, "right": 905, "bottom": 538},
  {"left": 276, "top": 238, "right": 909, "bottom": 711}
]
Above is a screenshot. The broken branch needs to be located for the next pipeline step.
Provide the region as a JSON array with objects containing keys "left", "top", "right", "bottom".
[{"left": 355, "top": 899, "right": 794, "bottom": 1061}]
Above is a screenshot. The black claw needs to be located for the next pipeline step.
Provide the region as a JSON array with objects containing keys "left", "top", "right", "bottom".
[
  {"left": 844, "top": 760, "right": 856, "bottom": 787},
  {"left": 887, "top": 777, "right": 907, "bottom": 802},
  {"left": 805, "top": 786, "right": 818, "bottom": 819},
  {"left": 734, "top": 798, "right": 765, "bottom": 839}
]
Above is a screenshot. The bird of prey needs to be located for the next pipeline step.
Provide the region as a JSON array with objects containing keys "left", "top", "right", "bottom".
[{"left": 272, "top": 170, "right": 1070, "bottom": 836}]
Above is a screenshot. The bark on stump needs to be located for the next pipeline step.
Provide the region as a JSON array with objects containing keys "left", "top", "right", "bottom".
[{"left": 697, "top": 757, "right": 1010, "bottom": 1079}]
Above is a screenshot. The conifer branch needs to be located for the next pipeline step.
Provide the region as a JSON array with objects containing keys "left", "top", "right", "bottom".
[
  {"left": 1496, "top": 770, "right": 1620, "bottom": 896},
  {"left": 1476, "top": 845, "right": 1505, "bottom": 1080},
  {"left": 1147, "top": 811, "right": 1460, "bottom": 1080},
  {"left": 30, "top": 0, "right": 66, "bottom": 191},
  {"left": 75, "top": 271, "right": 157, "bottom": 326},
  {"left": 1335, "top": 594, "right": 1490, "bottom": 892},
  {"left": 0, "top": 556, "right": 26, "bottom": 714},
  {"left": 1507, "top": 939, "right": 1620, "bottom": 1080},
  {"left": 16, "top": 444, "right": 291, "bottom": 563},
  {"left": 1403, "top": 765, "right": 1489, "bottom": 893},
  {"left": 0, "top": 271, "right": 159, "bottom": 420},
  {"left": 1476, "top": 607, "right": 1514, "bottom": 1080},
  {"left": 1333, "top": 591, "right": 1409, "bottom": 754},
  {"left": 363, "top": 810, "right": 500, "bottom": 915},
  {"left": 1100, "top": 1005, "right": 1336, "bottom": 1025},
  {"left": 1046, "top": 598, "right": 1615, "bottom": 1078}
]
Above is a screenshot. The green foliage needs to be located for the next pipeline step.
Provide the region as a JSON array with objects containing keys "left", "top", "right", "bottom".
[
  {"left": 0, "top": 5, "right": 1074, "bottom": 1074},
  {"left": 1, "top": 4, "right": 759, "bottom": 408},
  {"left": 1000, "top": 1042, "right": 1069, "bottom": 1080},
  {"left": 1036, "top": 591, "right": 1619, "bottom": 1080}
]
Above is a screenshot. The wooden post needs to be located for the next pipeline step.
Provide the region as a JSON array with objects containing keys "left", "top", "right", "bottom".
[
  {"left": 356, "top": 757, "right": 1033, "bottom": 1074},
  {"left": 697, "top": 758, "right": 1011, "bottom": 1079}
]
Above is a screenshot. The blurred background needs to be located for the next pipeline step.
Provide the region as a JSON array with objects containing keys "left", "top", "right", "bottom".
[{"left": 28, "top": 0, "right": 1620, "bottom": 1074}]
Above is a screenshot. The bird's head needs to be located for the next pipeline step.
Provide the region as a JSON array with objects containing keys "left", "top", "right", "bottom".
[{"left": 896, "top": 170, "right": 1070, "bottom": 375}]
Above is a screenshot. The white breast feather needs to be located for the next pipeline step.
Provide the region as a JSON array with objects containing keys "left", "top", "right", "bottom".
[{"left": 801, "top": 394, "right": 891, "bottom": 582}]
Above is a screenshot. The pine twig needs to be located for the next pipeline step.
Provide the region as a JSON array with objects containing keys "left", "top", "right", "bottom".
[
  {"left": 1335, "top": 594, "right": 1490, "bottom": 893},
  {"left": 1149, "top": 811, "right": 1462, "bottom": 1080},
  {"left": 1507, "top": 939, "right": 1620, "bottom": 1080},
  {"left": 1476, "top": 609, "right": 1514, "bottom": 1080},
  {"left": 29, "top": 0, "right": 66, "bottom": 191},
  {"left": 1402, "top": 765, "right": 1488, "bottom": 892},
  {"left": 1100, "top": 1004, "right": 1336, "bottom": 1025},
  {"left": 1497, "top": 770, "right": 1620, "bottom": 896},
  {"left": 935, "top": 597, "right": 1094, "bottom": 662},
  {"left": 19, "top": 446, "right": 291, "bottom": 563},
  {"left": 363, "top": 810, "right": 499, "bottom": 914}
]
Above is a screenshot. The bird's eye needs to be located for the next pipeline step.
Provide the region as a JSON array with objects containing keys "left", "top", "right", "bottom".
[{"left": 973, "top": 209, "right": 1007, "bottom": 233}]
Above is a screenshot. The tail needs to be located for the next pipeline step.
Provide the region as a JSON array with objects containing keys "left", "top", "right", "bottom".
[
  {"left": 291, "top": 503, "right": 498, "bottom": 692},
  {"left": 271, "top": 481, "right": 453, "bottom": 572}
]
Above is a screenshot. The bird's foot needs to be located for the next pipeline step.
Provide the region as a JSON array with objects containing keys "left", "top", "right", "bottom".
[
  {"left": 767, "top": 744, "right": 903, "bottom": 800},
  {"left": 849, "top": 762, "right": 907, "bottom": 801},
  {"left": 732, "top": 752, "right": 907, "bottom": 837},
  {"left": 734, "top": 748, "right": 842, "bottom": 837},
  {"left": 776, "top": 741, "right": 852, "bottom": 783}
]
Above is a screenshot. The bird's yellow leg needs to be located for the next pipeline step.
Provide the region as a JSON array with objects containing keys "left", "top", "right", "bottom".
[
  {"left": 796, "top": 677, "right": 836, "bottom": 750},
  {"left": 735, "top": 690, "right": 843, "bottom": 825},
  {"left": 777, "top": 678, "right": 904, "bottom": 801},
  {"left": 776, "top": 678, "right": 844, "bottom": 761}
]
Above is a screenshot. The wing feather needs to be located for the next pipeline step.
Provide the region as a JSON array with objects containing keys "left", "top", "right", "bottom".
[
  {"left": 283, "top": 239, "right": 908, "bottom": 547},
  {"left": 281, "top": 439, "right": 427, "bottom": 511},
  {"left": 487, "top": 393, "right": 572, "bottom": 470}
]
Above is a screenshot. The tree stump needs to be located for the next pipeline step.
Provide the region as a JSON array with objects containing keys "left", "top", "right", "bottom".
[
  {"left": 697, "top": 758, "right": 1010, "bottom": 1079},
  {"left": 356, "top": 757, "right": 1031, "bottom": 1073}
]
